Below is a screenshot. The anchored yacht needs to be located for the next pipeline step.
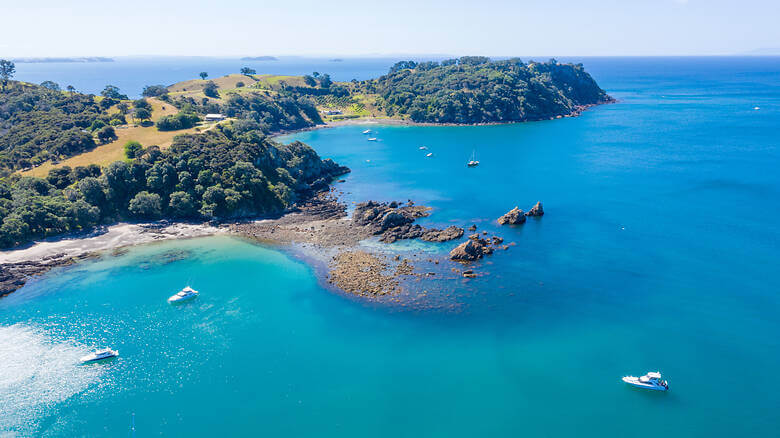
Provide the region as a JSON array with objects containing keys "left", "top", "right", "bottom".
[
  {"left": 168, "top": 286, "right": 199, "bottom": 304},
  {"left": 467, "top": 150, "right": 479, "bottom": 167},
  {"left": 80, "top": 348, "right": 118, "bottom": 364},
  {"left": 362, "top": 129, "right": 371, "bottom": 134},
  {"left": 622, "top": 371, "right": 668, "bottom": 391}
]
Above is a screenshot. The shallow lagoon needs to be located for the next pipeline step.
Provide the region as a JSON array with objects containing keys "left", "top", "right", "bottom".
[{"left": 2, "top": 57, "right": 780, "bottom": 436}]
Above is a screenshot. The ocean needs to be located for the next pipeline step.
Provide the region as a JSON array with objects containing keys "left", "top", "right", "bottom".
[{"left": 2, "top": 56, "right": 780, "bottom": 436}]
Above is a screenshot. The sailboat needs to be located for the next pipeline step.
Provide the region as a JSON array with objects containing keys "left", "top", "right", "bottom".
[{"left": 467, "top": 150, "right": 479, "bottom": 167}]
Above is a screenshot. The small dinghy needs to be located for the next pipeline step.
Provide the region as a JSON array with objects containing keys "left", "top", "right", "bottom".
[
  {"left": 362, "top": 129, "right": 372, "bottom": 134},
  {"left": 168, "top": 286, "right": 199, "bottom": 304},
  {"left": 367, "top": 137, "right": 378, "bottom": 141},
  {"left": 622, "top": 371, "right": 668, "bottom": 391},
  {"left": 80, "top": 348, "right": 118, "bottom": 364},
  {"left": 419, "top": 146, "right": 428, "bottom": 150},
  {"left": 426, "top": 152, "right": 433, "bottom": 157}
]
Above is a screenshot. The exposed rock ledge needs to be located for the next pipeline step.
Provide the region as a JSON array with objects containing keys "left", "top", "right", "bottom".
[{"left": 353, "top": 201, "right": 464, "bottom": 243}]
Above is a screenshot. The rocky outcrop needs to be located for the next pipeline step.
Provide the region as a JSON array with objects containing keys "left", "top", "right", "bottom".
[
  {"left": 525, "top": 202, "right": 544, "bottom": 217},
  {"left": 449, "top": 234, "right": 495, "bottom": 261},
  {"left": 420, "top": 226, "right": 464, "bottom": 242},
  {"left": 353, "top": 201, "right": 464, "bottom": 244},
  {"left": 497, "top": 207, "right": 526, "bottom": 225}
]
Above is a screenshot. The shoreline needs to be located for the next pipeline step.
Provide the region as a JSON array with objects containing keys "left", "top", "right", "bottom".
[{"left": 273, "top": 100, "right": 615, "bottom": 138}]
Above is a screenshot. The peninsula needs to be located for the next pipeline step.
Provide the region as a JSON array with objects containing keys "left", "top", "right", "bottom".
[{"left": 0, "top": 56, "right": 610, "bottom": 296}]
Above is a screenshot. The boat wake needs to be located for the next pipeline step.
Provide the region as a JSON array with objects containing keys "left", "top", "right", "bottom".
[{"left": 0, "top": 324, "right": 104, "bottom": 436}]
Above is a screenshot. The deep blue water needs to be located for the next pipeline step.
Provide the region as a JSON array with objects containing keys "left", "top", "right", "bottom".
[{"left": 2, "top": 57, "right": 780, "bottom": 436}]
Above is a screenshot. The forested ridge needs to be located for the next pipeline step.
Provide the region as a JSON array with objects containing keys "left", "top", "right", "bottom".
[{"left": 355, "top": 57, "right": 612, "bottom": 123}]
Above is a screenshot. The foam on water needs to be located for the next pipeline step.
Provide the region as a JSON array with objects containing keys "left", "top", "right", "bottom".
[{"left": 0, "top": 324, "right": 104, "bottom": 436}]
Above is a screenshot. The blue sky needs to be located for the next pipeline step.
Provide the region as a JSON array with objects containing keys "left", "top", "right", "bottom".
[{"left": 3, "top": 0, "right": 779, "bottom": 57}]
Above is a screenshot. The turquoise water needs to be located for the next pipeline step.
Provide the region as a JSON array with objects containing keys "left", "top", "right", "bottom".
[{"left": 3, "top": 58, "right": 780, "bottom": 436}]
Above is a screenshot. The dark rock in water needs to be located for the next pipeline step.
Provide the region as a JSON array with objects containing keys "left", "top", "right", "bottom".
[
  {"left": 420, "top": 225, "right": 464, "bottom": 242},
  {"left": 450, "top": 235, "right": 494, "bottom": 261},
  {"left": 462, "top": 269, "right": 477, "bottom": 278},
  {"left": 491, "top": 236, "right": 504, "bottom": 245},
  {"left": 497, "top": 207, "right": 526, "bottom": 225},
  {"left": 389, "top": 201, "right": 398, "bottom": 208},
  {"left": 468, "top": 224, "right": 477, "bottom": 231},
  {"left": 525, "top": 201, "right": 544, "bottom": 217}
]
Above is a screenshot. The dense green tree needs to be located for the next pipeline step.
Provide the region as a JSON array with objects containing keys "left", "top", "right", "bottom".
[
  {"left": 303, "top": 75, "right": 316, "bottom": 87},
  {"left": 134, "top": 107, "right": 152, "bottom": 122},
  {"left": 203, "top": 81, "right": 219, "bottom": 98},
  {"left": 97, "top": 126, "right": 117, "bottom": 144},
  {"left": 0, "top": 60, "right": 14, "bottom": 91},
  {"left": 101, "top": 85, "right": 128, "bottom": 100},
  {"left": 47, "top": 166, "right": 74, "bottom": 189},
  {"left": 142, "top": 85, "right": 167, "bottom": 97},
  {"left": 240, "top": 67, "right": 257, "bottom": 75},
  {"left": 199, "top": 72, "right": 208, "bottom": 80},
  {"left": 319, "top": 74, "right": 332, "bottom": 88},
  {"left": 168, "top": 191, "right": 196, "bottom": 217},
  {"left": 128, "top": 191, "right": 162, "bottom": 218},
  {"left": 156, "top": 112, "right": 200, "bottom": 131},
  {"left": 124, "top": 141, "right": 143, "bottom": 159},
  {"left": 40, "top": 81, "right": 61, "bottom": 91}
]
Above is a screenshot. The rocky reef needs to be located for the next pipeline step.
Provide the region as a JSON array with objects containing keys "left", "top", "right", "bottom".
[
  {"left": 353, "top": 201, "right": 464, "bottom": 243},
  {"left": 497, "top": 201, "right": 544, "bottom": 225},
  {"left": 497, "top": 207, "right": 526, "bottom": 225}
]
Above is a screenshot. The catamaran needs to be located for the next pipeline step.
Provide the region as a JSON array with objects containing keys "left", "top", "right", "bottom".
[
  {"left": 622, "top": 371, "right": 668, "bottom": 391},
  {"left": 467, "top": 150, "right": 479, "bottom": 167},
  {"left": 80, "top": 348, "right": 119, "bottom": 364},
  {"left": 168, "top": 286, "right": 199, "bottom": 304}
]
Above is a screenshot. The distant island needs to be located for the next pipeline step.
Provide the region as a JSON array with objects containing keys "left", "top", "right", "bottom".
[
  {"left": 12, "top": 57, "right": 114, "bottom": 63},
  {"left": 240, "top": 56, "right": 278, "bottom": 61}
]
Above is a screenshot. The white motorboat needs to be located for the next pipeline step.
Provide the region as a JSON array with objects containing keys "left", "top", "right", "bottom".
[
  {"left": 367, "top": 137, "right": 378, "bottom": 141},
  {"left": 80, "top": 348, "right": 118, "bottom": 364},
  {"left": 622, "top": 371, "right": 668, "bottom": 391},
  {"left": 362, "top": 129, "right": 372, "bottom": 134},
  {"left": 168, "top": 286, "right": 199, "bottom": 304},
  {"left": 419, "top": 146, "right": 428, "bottom": 150},
  {"left": 426, "top": 152, "right": 433, "bottom": 157}
]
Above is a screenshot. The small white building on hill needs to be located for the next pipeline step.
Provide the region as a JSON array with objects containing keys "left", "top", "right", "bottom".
[{"left": 205, "top": 113, "right": 225, "bottom": 122}]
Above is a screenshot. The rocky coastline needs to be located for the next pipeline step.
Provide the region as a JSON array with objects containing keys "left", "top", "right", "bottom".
[{"left": 1, "top": 191, "right": 545, "bottom": 302}]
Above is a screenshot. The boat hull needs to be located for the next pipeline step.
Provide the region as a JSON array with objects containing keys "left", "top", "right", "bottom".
[
  {"left": 168, "top": 294, "right": 197, "bottom": 304},
  {"left": 622, "top": 377, "right": 668, "bottom": 391}
]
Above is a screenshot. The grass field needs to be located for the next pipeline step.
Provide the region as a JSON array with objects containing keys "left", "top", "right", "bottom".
[{"left": 20, "top": 97, "right": 212, "bottom": 178}]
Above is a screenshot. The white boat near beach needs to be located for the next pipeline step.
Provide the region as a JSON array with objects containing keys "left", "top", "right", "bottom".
[
  {"left": 168, "top": 286, "right": 199, "bottom": 304},
  {"left": 80, "top": 348, "right": 119, "bottom": 364},
  {"left": 362, "top": 129, "right": 371, "bottom": 134},
  {"left": 622, "top": 371, "right": 668, "bottom": 391},
  {"left": 367, "top": 137, "right": 378, "bottom": 141}
]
